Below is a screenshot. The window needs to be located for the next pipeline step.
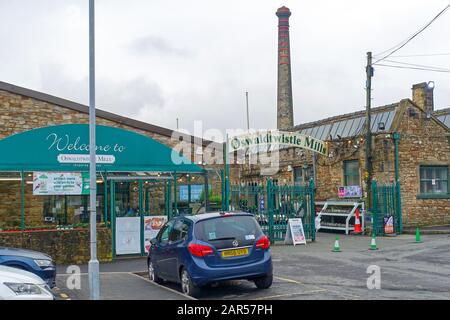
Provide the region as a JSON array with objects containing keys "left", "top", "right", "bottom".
[
  {"left": 158, "top": 221, "right": 173, "bottom": 244},
  {"left": 293, "top": 165, "right": 314, "bottom": 185},
  {"left": 420, "top": 166, "right": 448, "bottom": 195},
  {"left": 194, "top": 215, "right": 262, "bottom": 244},
  {"left": 179, "top": 185, "right": 208, "bottom": 202},
  {"left": 343, "top": 160, "right": 360, "bottom": 186},
  {"left": 169, "top": 219, "right": 190, "bottom": 242}
]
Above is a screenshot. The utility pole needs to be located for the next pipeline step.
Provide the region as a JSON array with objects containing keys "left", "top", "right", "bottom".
[
  {"left": 245, "top": 91, "right": 250, "bottom": 132},
  {"left": 176, "top": 118, "right": 179, "bottom": 130},
  {"left": 245, "top": 91, "right": 251, "bottom": 167},
  {"left": 365, "top": 51, "right": 374, "bottom": 206},
  {"left": 88, "top": 0, "right": 100, "bottom": 300}
]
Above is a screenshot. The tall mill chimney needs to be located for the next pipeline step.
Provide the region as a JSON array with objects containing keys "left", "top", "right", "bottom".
[{"left": 276, "top": 6, "right": 294, "bottom": 130}]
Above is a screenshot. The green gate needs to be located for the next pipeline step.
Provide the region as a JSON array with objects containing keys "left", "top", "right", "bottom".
[
  {"left": 230, "top": 180, "right": 315, "bottom": 243},
  {"left": 371, "top": 181, "right": 403, "bottom": 236}
]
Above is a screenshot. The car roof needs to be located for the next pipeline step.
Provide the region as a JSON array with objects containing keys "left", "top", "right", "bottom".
[
  {"left": 0, "top": 247, "right": 52, "bottom": 260},
  {"left": 180, "top": 211, "right": 253, "bottom": 222}
]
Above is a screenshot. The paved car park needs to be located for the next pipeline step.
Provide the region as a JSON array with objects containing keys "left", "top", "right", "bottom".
[{"left": 54, "top": 232, "right": 450, "bottom": 300}]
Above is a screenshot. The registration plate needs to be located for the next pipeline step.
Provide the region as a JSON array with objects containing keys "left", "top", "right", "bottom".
[{"left": 221, "top": 248, "right": 249, "bottom": 258}]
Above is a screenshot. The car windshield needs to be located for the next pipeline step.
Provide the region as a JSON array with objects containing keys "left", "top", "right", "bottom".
[{"left": 194, "top": 215, "right": 263, "bottom": 243}]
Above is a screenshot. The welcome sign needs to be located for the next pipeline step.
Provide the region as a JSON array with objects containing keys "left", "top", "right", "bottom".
[
  {"left": 228, "top": 130, "right": 328, "bottom": 156},
  {"left": 0, "top": 124, "right": 203, "bottom": 173}
]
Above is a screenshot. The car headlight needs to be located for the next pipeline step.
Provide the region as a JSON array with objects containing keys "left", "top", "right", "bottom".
[
  {"left": 34, "top": 259, "right": 53, "bottom": 267},
  {"left": 4, "top": 282, "right": 43, "bottom": 295}
]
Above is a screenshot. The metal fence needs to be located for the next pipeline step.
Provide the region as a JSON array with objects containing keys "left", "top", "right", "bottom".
[
  {"left": 371, "top": 181, "right": 403, "bottom": 236},
  {"left": 230, "top": 180, "right": 316, "bottom": 243}
]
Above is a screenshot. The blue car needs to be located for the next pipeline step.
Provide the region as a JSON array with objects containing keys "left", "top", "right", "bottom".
[
  {"left": 147, "top": 212, "right": 273, "bottom": 297},
  {"left": 0, "top": 247, "right": 56, "bottom": 288}
]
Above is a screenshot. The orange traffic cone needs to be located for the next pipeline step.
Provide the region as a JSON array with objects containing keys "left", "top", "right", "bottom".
[{"left": 354, "top": 208, "right": 362, "bottom": 234}]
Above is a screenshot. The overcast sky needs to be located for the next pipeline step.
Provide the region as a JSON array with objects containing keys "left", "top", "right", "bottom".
[{"left": 1, "top": 0, "right": 449, "bottom": 141}]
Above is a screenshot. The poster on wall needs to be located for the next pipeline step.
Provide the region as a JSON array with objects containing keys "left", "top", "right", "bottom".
[
  {"left": 338, "top": 186, "right": 362, "bottom": 198},
  {"left": 144, "top": 216, "right": 168, "bottom": 253},
  {"left": 284, "top": 218, "right": 307, "bottom": 246},
  {"left": 33, "top": 172, "right": 90, "bottom": 195}
]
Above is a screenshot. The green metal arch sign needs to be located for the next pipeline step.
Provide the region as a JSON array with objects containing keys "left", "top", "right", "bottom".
[
  {"left": 228, "top": 130, "right": 328, "bottom": 156},
  {"left": 0, "top": 124, "right": 203, "bottom": 173}
]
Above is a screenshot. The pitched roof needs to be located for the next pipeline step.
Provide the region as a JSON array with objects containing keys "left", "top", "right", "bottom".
[
  {"left": 291, "top": 103, "right": 399, "bottom": 140},
  {"left": 291, "top": 103, "right": 450, "bottom": 141},
  {"left": 0, "top": 81, "right": 220, "bottom": 148},
  {"left": 434, "top": 107, "right": 450, "bottom": 128}
]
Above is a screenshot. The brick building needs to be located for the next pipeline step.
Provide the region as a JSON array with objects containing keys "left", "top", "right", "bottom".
[
  {"left": 236, "top": 82, "right": 450, "bottom": 227},
  {"left": 0, "top": 81, "right": 223, "bottom": 263},
  {"left": 233, "top": 6, "right": 449, "bottom": 228}
]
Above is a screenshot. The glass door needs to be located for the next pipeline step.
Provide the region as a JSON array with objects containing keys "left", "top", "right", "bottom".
[
  {"left": 112, "top": 180, "right": 142, "bottom": 255},
  {"left": 142, "top": 181, "right": 168, "bottom": 254}
]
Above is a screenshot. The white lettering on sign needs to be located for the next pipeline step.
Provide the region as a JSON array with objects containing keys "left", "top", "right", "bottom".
[
  {"left": 57, "top": 154, "right": 116, "bottom": 164},
  {"left": 46, "top": 133, "right": 125, "bottom": 153}
]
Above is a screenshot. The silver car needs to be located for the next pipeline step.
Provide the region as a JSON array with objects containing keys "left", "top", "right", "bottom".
[{"left": 0, "top": 265, "right": 54, "bottom": 300}]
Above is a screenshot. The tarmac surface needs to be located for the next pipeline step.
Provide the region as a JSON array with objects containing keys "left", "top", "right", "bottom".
[{"left": 55, "top": 232, "right": 450, "bottom": 300}]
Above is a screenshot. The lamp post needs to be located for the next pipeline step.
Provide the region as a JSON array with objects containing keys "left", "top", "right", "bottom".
[{"left": 88, "top": 0, "right": 100, "bottom": 300}]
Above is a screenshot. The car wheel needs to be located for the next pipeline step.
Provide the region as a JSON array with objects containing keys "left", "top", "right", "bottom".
[
  {"left": 180, "top": 268, "right": 201, "bottom": 298},
  {"left": 254, "top": 274, "right": 273, "bottom": 289},
  {"left": 148, "top": 261, "right": 163, "bottom": 284}
]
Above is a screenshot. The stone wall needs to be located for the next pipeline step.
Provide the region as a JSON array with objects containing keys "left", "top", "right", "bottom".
[
  {"left": 235, "top": 100, "right": 450, "bottom": 227},
  {"left": 0, "top": 89, "right": 185, "bottom": 149},
  {"left": 0, "top": 181, "right": 22, "bottom": 228},
  {"left": 0, "top": 227, "right": 112, "bottom": 265},
  {"left": 395, "top": 102, "right": 450, "bottom": 226}
]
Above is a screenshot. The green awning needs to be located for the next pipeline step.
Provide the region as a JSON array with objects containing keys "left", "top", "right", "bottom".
[{"left": 0, "top": 124, "right": 204, "bottom": 173}]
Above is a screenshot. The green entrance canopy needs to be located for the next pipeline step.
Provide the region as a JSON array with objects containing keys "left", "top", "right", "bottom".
[{"left": 0, "top": 124, "right": 204, "bottom": 173}]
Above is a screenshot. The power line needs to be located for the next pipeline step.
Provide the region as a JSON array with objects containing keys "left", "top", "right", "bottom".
[
  {"left": 380, "top": 59, "right": 450, "bottom": 72},
  {"left": 374, "top": 4, "right": 450, "bottom": 59},
  {"left": 375, "top": 63, "right": 450, "bottom": 73},
  {"left": 389, "top": 52, "right": 450, "bottom": 58},
  {"left": 373, "top": 3, "right": 450, "bottom": 64}
]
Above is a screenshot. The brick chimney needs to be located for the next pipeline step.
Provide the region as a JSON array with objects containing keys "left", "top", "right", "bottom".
[
  {"left": 276, "top": 6, "right": 294, "bottom": 130},
  {"left": 412, "top": 82, "right": 434, "bottom": 113}
]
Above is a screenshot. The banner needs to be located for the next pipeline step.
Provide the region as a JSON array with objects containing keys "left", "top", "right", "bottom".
[
  {"left": 228, "top": 130, "right": 328, "bottom": 156},
  {"left": 33, "top": 172, "right": 90, "bottom": 195},
  {"left": 144, "top": 216, "right": 168, "bottom": 253}
]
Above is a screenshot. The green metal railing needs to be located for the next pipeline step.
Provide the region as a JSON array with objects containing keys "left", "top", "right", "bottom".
[
  {"left": 371, "top": 180, "right": 402, "bottom": 236},
  {"left": 230, "top": 180, "right": 315, "bottom": 243}
]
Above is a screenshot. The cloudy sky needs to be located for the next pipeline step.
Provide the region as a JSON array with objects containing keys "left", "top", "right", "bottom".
[{"left": 1, "top": 0, "right": 449, "bottom": 141}]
